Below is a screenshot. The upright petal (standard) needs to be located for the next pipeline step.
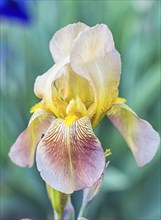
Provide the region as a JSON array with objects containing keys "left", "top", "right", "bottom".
[
  {"left": 50, "top": 22, "right": 89, "bottom": 63},
  {"left": 70, "top": 24, "right": 121, "bottom": 127}
]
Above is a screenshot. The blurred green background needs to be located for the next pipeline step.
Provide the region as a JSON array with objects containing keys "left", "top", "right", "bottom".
[{"left": 0, "top": 0, "right": 160, "bottom": 220}]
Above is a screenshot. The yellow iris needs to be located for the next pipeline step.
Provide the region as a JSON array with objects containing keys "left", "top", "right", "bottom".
[{"left": 9, "top": 22, "right": 160, "bottom": 197}]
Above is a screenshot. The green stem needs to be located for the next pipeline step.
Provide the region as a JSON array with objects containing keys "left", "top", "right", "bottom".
[
  {"left": 46, "top": 184, "right": 68, "bottom": 220},
  {"left": 54, "top": 211, "right": 62, "bottom": 220},
  {"left": 78, "top": 203, "right": 88, "bottom": 218}
]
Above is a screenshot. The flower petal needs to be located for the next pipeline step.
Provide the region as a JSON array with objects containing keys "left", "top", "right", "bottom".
[
  {"left": 70, "top": 24, "right": 121, "bottom": 127},
  {"left": 9, "top": 109, "right": 54, "bottom": 167},
  {"left": 34, "top": 57, "right": 69, "bottom": 117},
  {"left": 34, "top": 57, "right": 69, "bottom": 99},
  {"left": 107, "top": 104, "right": 160, "bottom": 167},
  {"left": 36, "top": 116, "right": 105, "bottom": 193},
  {"left": 50, "top": 22, "right": 89, "bottom": 63},
  {"left": 55, "top": 64, "right": 94, "bottom": 109}
]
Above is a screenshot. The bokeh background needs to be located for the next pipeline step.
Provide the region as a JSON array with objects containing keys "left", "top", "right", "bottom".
[{"left": 0, "top": 0, "right": 160, "bottom": 220}]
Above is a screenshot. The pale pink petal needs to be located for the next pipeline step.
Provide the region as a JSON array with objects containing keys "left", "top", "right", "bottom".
[
  {"left": 9, "top": 109, "right": 54, "bottom": 167},
  {"left": 70, "top": 24, "right": 121, "bottom": 127},
  {"left": 107, "top": 104, "right": 160, "bottom": 167},
  {"left": 36, "top": 116, "right": 105, "bottom": 193},
  {"left": 50, "top": 22, "right": 89, "bottom": 63}
]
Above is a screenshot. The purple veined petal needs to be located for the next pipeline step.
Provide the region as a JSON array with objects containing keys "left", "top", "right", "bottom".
[
  {"left": 36, "top": 116, "right": 105, "bottom": 194},
  {"left": 50, "top": 22, "right": 89, "bottom": 63},
  {"left": 107, "top": 103, "right": 160, "bottom": 167},
  {"left": 70, "top": 24, "right": 121, "bottom": 127},
  {"left": 8, "top": 109, "right": 55, "bottom": 167}
]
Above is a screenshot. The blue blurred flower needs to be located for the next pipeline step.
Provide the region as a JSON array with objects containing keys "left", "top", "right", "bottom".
[{"left": 0, "top": 0, "right": 30, "bottom": 22}]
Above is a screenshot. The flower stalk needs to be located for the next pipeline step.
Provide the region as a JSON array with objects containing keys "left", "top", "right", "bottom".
[{"left": 46, "top": 184, "right": 68, "bottom": 219}]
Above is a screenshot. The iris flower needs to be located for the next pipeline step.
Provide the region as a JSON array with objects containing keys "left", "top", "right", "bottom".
[
  {"left": 0, "top": 0, "right": 30, "bottom": 22},
  {"left": 9, "top": 22, "right": 160, "bottom": 194}
]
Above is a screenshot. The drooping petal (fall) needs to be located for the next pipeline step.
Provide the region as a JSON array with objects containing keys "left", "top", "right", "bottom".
[
  {"left": 50, "top": 22, "right": 89, "bottom": 63},
  {"left": 70, "top": 24, "right": 121, "bottom": 127},
  {"left": 107, "top": 104, "right": 160, "bottom": 167},
  {"left": 9, "top": 109, "right": 54, "bottom": 167},
  {"left": 36, "top": 116, "right": 105, "bottom": 193}
]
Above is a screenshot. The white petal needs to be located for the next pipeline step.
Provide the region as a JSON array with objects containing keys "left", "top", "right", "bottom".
[{"left": 50, "top": 22, "right": 89, "bottom": 63}]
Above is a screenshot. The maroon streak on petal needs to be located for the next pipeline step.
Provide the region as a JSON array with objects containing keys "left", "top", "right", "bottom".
[
  {"left": 9, "top": 109, "right": 54, "bottom": 167},
  {"left": 36, "top": 116, "right": 105, "bottom": 193}
]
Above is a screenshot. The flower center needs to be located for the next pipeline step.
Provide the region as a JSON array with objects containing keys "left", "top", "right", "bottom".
[{"left": 64, "top": 96, "right": 87, "bottom": 126}]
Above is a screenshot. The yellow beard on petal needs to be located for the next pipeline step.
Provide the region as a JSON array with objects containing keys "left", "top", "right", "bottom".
[
  {"left": 30, "top": 101, "right": 51, "bottom": 113},
  {"left": 64, "top": 115, "right": 79, "bottom": 126},
  {"left": 113, "top": 97, "right": 126, "bottom": 105},
  {"left": 30, "top": 95, "right": 88, "bottom": 127}
]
